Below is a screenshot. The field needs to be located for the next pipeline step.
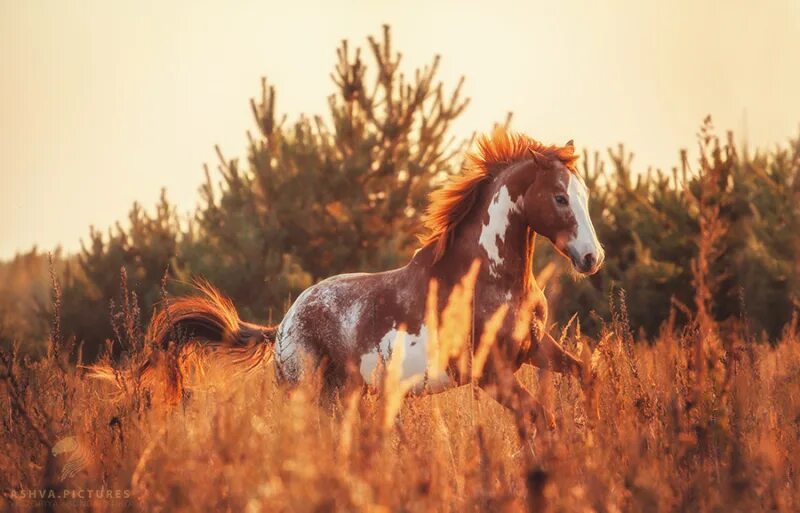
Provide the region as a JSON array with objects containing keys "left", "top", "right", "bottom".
[
  {"left": 3, "top": 7, "right": 799, "bottom": 512},
  {"left": 2, "top": 284, "right": 800, "bottom": 513}
]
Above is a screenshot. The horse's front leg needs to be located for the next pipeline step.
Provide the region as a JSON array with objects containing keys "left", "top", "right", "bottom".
[
  {"left": 528, "top": 328, "right": 599, "bottom": 419},
  {"left": 478, "top": 368, "right": 555, "bottom": 433},
  {"left": 529, "top": 329, "right": 585, "bottom": 381}
]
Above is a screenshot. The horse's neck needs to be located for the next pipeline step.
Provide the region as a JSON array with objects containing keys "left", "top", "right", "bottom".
[{"left": 435, "top": 173, "right": 533, "bottom": 292}]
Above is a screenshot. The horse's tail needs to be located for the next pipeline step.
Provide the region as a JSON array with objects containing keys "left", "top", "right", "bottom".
[{"left": 88, "top": 281, "right": 277, "bottom": 403}]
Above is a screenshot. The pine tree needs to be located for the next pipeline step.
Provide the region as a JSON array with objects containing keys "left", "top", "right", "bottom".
[
  {"left": 186, "top": 25, "right": 468, "bottom": 321},
  {"left": 548, "top": 120, "right": 800, "bottom": 339},
  {"left": 59, "top": 190, "right": 184, "bottom": 361}
]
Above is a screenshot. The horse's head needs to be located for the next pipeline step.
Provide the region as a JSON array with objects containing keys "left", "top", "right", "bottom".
[{"left": 520, "top": 141, "right": 604, "bottom": 275}]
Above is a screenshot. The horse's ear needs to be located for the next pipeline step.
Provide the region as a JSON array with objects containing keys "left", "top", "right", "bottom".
[
  {"left": 528, "top": 147, "right": 545, "bottom": 162},
  {"left": 565, "top": 139, "right": 574, "bottom": 148}
]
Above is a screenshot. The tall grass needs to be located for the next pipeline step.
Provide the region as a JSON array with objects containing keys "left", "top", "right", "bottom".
[{"left": 1, "top": 271, "right": 799, "bottom": 512}]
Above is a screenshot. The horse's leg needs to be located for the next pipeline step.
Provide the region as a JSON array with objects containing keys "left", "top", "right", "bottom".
[
  {"left": 529, "top": 330, "right": 585, "bottom": 381},
  {"left": 479, "top": 370, "right": 555, "bottom": 434},
  {"left": 275, "top": 335, "right": 336, "bottom": 393},
  {"left": 529, "top": 330, "right": 600, "bottom": 420}
]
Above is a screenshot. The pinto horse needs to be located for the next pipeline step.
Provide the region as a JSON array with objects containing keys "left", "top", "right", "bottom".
[{"left": 108, "top": 129, "right": 604, "bottom": 422}]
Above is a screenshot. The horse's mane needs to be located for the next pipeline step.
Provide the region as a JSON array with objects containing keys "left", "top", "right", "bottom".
[{"left": 421, "top": 128, "right": 579, "bottom": 262}]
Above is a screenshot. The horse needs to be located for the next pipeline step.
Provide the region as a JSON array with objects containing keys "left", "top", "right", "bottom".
[{"left": 96, "top": 129, "right": 604, "bottom": 426}]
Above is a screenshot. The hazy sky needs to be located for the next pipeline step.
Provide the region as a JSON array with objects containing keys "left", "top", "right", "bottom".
[{"left": 1, "top": 0, "right": 799, "bottom": 258}]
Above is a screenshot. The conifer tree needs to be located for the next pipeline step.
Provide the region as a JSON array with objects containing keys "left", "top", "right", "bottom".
[
  {"left": 548, "top": 121, "right": 800, "bottom": 339},
  {"left": 187, "top": 25, "right": 468, "bottom": 320},
  {"left": 9, "top": 26, "right": 798, "bottom": 358},
  {"left": 59, "top": 190, "right": 184, "bottom": 360}
]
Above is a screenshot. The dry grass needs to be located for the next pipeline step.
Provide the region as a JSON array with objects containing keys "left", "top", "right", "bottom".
[{"left": 1, "top": 295, "right": 800, "bottom": 513}]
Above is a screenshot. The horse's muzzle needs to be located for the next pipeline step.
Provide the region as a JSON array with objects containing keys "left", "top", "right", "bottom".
[{"left": 570, "top": 248, "right": 604, "bottom": 275}]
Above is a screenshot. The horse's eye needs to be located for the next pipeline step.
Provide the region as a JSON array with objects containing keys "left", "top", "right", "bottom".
[{"left": 555, "top": 195, "right": 569, "bottom": 206}]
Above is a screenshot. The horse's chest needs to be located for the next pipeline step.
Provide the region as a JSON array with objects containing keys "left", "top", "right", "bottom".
[
  {"left": 478, "top": 283, "right": 546, "bottom": 325},
  {"left": 475, "top": 284, "right": 548, "bottom": 364}
]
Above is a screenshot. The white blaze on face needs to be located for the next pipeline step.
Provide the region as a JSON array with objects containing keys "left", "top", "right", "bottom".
[
  {"left": 359, "top": 323, "right": 452, "bottom": 393},
  {"left": 478, "top": 185, "right": 521, "bottom": 277},
  {"left": 566, "top": 174, "right": 602, "bottom": 268}
]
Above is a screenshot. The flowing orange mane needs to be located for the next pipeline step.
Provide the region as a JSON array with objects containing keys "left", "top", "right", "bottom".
[{"left": 421, "top": 129, "right": 578, "bottom": 261}]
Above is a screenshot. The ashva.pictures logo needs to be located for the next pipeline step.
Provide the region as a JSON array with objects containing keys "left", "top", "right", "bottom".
[
  {"left": 11, "top": 434, "right": 131, "bottom": 504},
  {"left": 52, "top": 435, "right": 91, "bottom": 481}
]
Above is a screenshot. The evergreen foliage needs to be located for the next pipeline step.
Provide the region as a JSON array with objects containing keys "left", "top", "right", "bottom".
[
  {"left": 59, "top": 190, "right": 185, "bottom": 361},
  {"left": 543, "top": 118, "right": 800, "bottom": 339},
  {"left": 1, "top": 27, "right": 798, "bottom": 359},
  {"left": 184, "top": 25, "right": 468, "bottom": 321}
]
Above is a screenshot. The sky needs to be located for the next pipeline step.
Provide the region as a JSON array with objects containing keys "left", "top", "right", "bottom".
[{"left": 1, "top": 0, "right": 799, "bottom": 259}]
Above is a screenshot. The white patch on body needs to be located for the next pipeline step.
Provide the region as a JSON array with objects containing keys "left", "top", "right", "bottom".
[
  {"left": 566, "top": 174, "right": 601, "bottom": 258},
  {"left": 359, "top": 324, "right": 453, "bottom": 393},
  {"left": 342, "top": 300, "right": 366, "bottom": 341},
  {"left": 478, "top": 186, "right": 521, "bottom": 277}
]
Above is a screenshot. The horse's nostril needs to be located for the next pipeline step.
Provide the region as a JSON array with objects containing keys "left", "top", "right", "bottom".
[{"left": 583, "top": 253, "right": 596, "bottom": 270}]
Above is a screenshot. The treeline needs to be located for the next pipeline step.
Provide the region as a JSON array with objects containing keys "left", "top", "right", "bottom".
[
  {"left": 1, "top": 26, "right": 798, "bottom": 360},
  {"left": 545, "top": 120, "right": 800, "bottom": 339}
]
